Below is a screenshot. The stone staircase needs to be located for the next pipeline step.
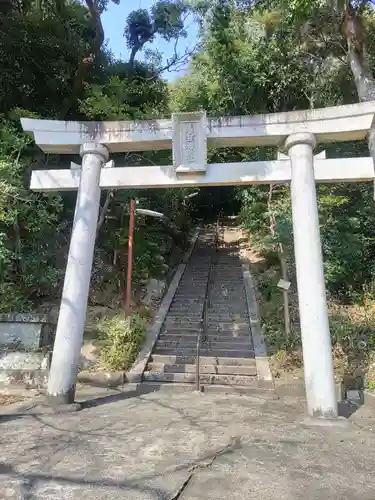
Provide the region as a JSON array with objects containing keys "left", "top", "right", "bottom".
[{"left": 143, "top": 227, "right": 258, "bottom": 388}]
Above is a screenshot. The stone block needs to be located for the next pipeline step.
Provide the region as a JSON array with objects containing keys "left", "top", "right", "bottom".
[
  {"left": 0, "top": 351, "right": 50, "bottom": 388},
  {"left": 0, "top": 313, "right": 55, "bottom": 349},
  {"left": 143, "top": 278, "right": 166, "bottom": 306}
]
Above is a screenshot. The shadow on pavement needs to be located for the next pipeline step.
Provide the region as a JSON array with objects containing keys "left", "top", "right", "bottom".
[
  {"left": 79, "top": 383, "right": 161, "bottom": 409},
  {"left": 0, "top": 384, "right": 161, "bottom": 422},
  {"left": 338, "top": 400, "right": 361, "bottom": 419}
]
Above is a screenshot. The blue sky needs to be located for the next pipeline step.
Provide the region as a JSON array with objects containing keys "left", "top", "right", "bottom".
[{"left": 102, "top": 0, "right": 199, "bottom": 81}]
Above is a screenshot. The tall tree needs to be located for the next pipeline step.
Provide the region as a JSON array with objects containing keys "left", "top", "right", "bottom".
[
  {"left": 124, "top": 0, "right": 189, "bottom": 70},
  {"left": 60, "top": 0, "right": 120, "bottom": 118}
]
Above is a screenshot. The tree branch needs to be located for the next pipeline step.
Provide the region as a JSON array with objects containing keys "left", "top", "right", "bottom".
[
  {"left": 59, "top": 0, "right": 105, "bottom": 118},
  {"left": 96, "top": 190, "right": 114, "bottom": 238},
  {"left": 143, "top": 41, "right": 200, "bottom": 81}
]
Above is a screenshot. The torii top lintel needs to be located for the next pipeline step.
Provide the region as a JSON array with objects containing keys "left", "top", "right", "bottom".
[{"left": 21, "top": 101, "right": 375, "bottom": 155}]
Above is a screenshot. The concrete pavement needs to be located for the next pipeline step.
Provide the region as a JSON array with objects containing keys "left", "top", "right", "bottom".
[{"left": 1, "top": 385, "right": 375, "bottom": 499}]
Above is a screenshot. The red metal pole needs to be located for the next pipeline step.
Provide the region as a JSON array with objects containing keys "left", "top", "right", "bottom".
[{"left": 125, "top": 199, "right": 135, "bottom": 318}]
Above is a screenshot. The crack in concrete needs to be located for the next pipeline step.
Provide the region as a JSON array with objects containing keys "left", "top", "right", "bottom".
[{"left": 169, "top": 437, "right": 241, "bottom": 500}]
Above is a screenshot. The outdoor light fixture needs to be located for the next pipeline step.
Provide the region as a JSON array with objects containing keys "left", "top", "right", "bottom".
[{"left": 125, "top": 201, "right": 167, "bottom": 318}]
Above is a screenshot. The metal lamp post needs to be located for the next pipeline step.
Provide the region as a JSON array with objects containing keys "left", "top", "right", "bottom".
[{"left": 124, "top": 200, "right": 166, "bottom": 318}]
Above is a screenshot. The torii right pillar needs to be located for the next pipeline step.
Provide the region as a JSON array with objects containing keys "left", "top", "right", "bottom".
[{"left": 285, "top": 132, "right": 338, "bottom": 419}]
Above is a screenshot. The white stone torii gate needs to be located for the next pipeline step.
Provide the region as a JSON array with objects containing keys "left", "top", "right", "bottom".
[{"left": 21, "top": 102, "right": 375, "bottom": 418}]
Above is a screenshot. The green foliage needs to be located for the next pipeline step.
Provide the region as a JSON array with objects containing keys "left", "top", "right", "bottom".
[
  {"left": 172, "top": 0, "right": 375, "bottom": 302},
  {"left": 170, "top": 0, "right": 375, "bottom": 385},
  {"left": 2, "top": 0, "right": 375, "bottom": 388},
  {"left": 80, "top": 73, "right": 168, "bottom": 120},
  {"left": 98, "top": 314, "right": 146, "bottom": 371},
  {"left": 96, "top": 188, "right": 193, "bottom": 296},
  {"left": 329, "top": 303, "right": 375, "bottom": 349},
  {"left": 0, "top": 118, "right": 65, "bottom": 311},
  {"left": 0, "top": 0, "right": 192, "bottom": 313},
  {"left": 124, "top": 1, "right": 187, "bottom": 65},
  {"left": 0, "top": 3, "right": 96, "bottom": 116}
]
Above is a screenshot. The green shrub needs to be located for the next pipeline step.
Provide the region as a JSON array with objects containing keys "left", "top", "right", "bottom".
[
  {"left": 0, "top": 282, "right": 32, "bottom": 312},
  {"left": 98, "top": 314, "right": 146, "bottom": 371}
]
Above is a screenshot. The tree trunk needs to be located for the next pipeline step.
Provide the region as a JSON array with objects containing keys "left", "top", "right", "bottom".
[
  {"left": 59, "top": 0, "right": 104, "bottom": 119},
  {"left": 344, "top": 7, "right": 375, "bottom": 197},
  {"left": 279, "top": 247, "right": 291, "bottom": 341},
  {"left": 96, "top": 190, "right": 114, "bottom": 238},
  {"left": 267, "top": 184, "right": 291, "bottom": 341},
  {"left": 128, "top": 46, "right": 139, "bottom": 68}
]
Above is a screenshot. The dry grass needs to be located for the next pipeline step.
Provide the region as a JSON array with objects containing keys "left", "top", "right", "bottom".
[{"left": 0, "top": 394, "right": 25, "bottom": 406}]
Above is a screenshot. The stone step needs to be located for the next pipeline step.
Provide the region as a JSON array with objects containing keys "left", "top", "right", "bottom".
[
  {"left": 155, "top": 340, "right": 251, "bottom": 350},
  {"left": 143, "top": 371, "right": 258, "bottom": 386},
  {"left": 207, "top": 310, "right": 248, "bottom": 314},
  {"left": 147, "top": 363, "right": 257, "bottom": 376},
  {"left": 170, "top": 302, "right": 204, "bottom": 307},
  {"left": 153, "top": 347, "right": 255, "bottom": 357},
  {"left": 180, "top": 271, "right": 208, "bottom": 274},
  {"left": 175, "top": 285, "right": 207, "bottom": 289},
  {"left": 182, "top": 270, "right": 209, "bottom": 273},
  {"left": 162, "top": 326, "right": 201, "bottom": 333},
  {"left": 209, "top": 298, "right": 247, "bottom": 303},
  {"left": 205, "top": 318, "right": 249, "bottom": 323},
  {"left": 180, "top": 281, "right": 208, "bottom": 285},
  {"left": 206, "top": 322, "right": 250, "bottom": 328},
  {"left": 163, "top": 320, "right": 202, "bottom": 325},
  {"left": 212, "top": 284, "right": 244, "bottom": 287},
  {"left": 209, "top": 292, "right": 246, "bottom": 297},
  {"left": 171, "top": 298, "right": 206, "bottom": 302},
  {"left": 207, "top": 300, "right": 248, "bottom": 305},
  {"left": 170, "top": 300, "right": 206, "bottom": 305},
  {"left": 205, "top": 314, "right": 249, "bottom": 319},
  {"left": 141, "top": 381, "right": 276, "bottom": 396},
  {"left": 207, "top": 305, "right": 248, "bottom": 310},
  {"left": 210, "top": 275, "right": 241, "bottom": 279},
  {"left": 167, "top": 311, "right": 203, "bottom": 316},
  {"left": 164, "top": 318, "right": 203, "bottom": 324},
  {"left": 211, "top": 280, "right": 243, "bottom": 284},
  {"left": 164, "top": 320, "right": 249, "bottom": 328},
  {"left": 161, "top": 328, "right": 251, "bottom": 337},
  {"left": 159, "top": 334, "right": 252, "bottom": 343},
  {"left": 170, "top": 298, "right": 205, "bottom": 303},
  {"left": 164, "top": 316, "right": 202, "bottom": 321},
  {"left": 211, "top": 270, "right": 243, "bottom": 274},
  {"left": 212, "top": 286, "right": 244, "bottom": 289},
  {"left": 174, "top": 292, "right": 207, "bottom": 296},
  {"left": 176, "top": 289, "right": 208, "bottom": 293},
  {"left": 150, "top": 354, "right": 256, "bottom": 366},
  {"left": 208, "top": 297, "right": 247, "bottom": 301},
  {"left": 209, "top": 295, "right": 246, "bottom": 299},
  {"left": 168, "top": 303, "right": 204, "bottom": 308},
  {"left": 174, "top": 288, "right": 207, "bottom": 292},
  {"left": 167, "top": 312, "right": 202, "bottom": 317},
  {"left": 166, "top": 312, "right": 203, "bottom": 317}
]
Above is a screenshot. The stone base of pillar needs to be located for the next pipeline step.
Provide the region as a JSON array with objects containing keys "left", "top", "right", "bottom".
[
  {"left": 46, "top": 386, "right": 76, "bottom": 407},
  {"left": 42, "top": 402, "right": 82, "bottom": 414},
  {"left": 301, "top": 416, "right": 351, "bottom": 429}
]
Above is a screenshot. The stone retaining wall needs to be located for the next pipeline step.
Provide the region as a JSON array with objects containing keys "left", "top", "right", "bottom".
[{"left": 0, "top": 314, "right": 55, "bottom": 388}]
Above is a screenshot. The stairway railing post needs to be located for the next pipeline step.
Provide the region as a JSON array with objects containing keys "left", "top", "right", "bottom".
[{"left": 195, "top": 219, "right": 220, "bottom": 393}]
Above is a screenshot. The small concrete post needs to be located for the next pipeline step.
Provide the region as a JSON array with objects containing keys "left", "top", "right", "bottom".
[
  {"left": 47, "top": 143, "right": 109, "bottom": 405},
  {"left": 285, "top": 133, "right": 337, "bottom": 418}
]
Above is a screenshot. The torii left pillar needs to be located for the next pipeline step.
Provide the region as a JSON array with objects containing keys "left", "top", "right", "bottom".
[{"left": 47, "top": 143, "right": 109, "bottom": 405}]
